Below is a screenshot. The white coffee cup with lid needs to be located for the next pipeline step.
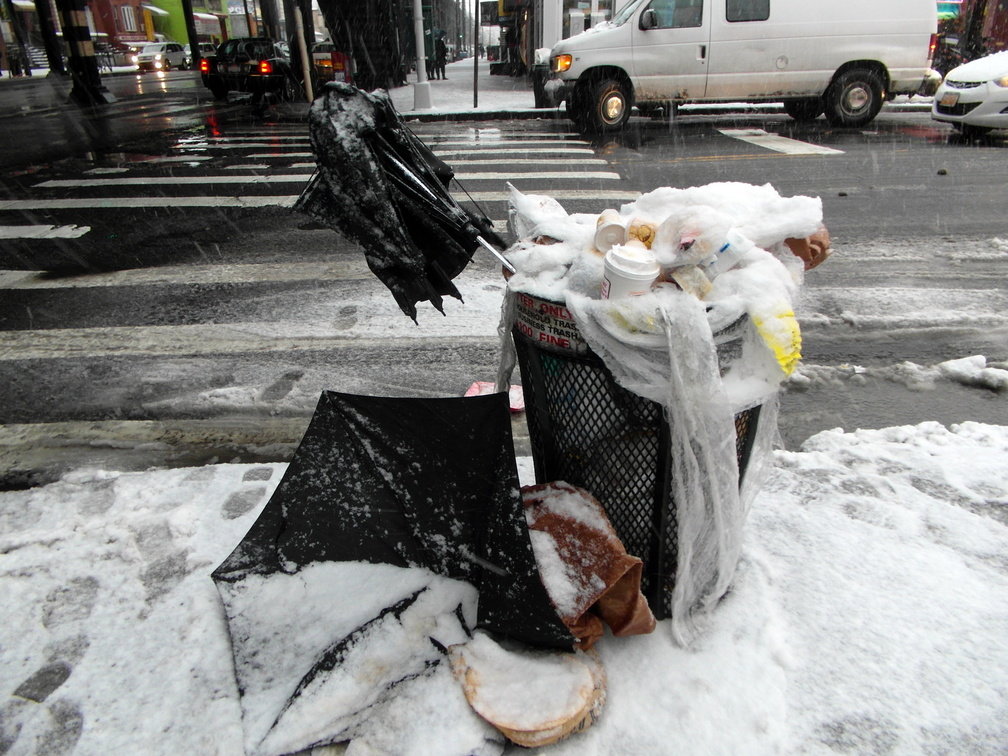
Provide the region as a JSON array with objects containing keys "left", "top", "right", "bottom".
[{"left": 601, "top": 241, "right": 661, "bottom": 299}]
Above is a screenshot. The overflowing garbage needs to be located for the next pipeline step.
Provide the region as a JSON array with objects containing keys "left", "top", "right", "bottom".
[{"left": 499, "top": 181, "right": 829, "bottom": 644}]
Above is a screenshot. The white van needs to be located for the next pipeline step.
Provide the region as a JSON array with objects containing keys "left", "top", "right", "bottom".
[{"left": 546, "top": 0, "right": 938, "bottom": 131}]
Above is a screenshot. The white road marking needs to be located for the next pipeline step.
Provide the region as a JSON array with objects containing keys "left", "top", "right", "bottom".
[
  {"left": 719, "top": 128, "right": 844, "bottom": 155},
  {"left": 0, "top": 224, "right": 91, "bottom": 239},
  {"left": 0, "top": 260, "right": 374, "bottom": 289},
  {"left": 2, "top": 189, "right": 635, "bottom": 211},
  {"left": 246, "top": 152, "right": 314, "bottom": 159},
  {"left": 431, "top": 138, "right": 590, "bottom": 146},
  {"left": 175, "top": 136, "right": 310, "bottom": 144},
  {"left": 175, "top": 143, "right": 310, "bottom": 150},
  {"left": 456, "top": 171, "right": 621, "bottom": 180},
  {"left": 35, "top": 175, "right": 314, "bottom": 188},
  {"left": 448, "top": 157, "right": 607, "bottom": 166},
  {"left": 0, "top": 196, "right": 300, "bottom": 210},
  {"left": 435, "top": 147, "right": 596, "bottom": 156},
  {"left": 0, "top": 324, "right": 498, "bottom": 361},
  {"left": 144, "top": 155, "right": 213, "bottom": 163},
  {"left": 464, "top": 189, "right": 641, "bottom": 202}
]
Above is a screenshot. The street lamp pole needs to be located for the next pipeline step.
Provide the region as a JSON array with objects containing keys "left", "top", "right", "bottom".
[{"left": 412, "top": 0, "right": 432, "bottom": 108}]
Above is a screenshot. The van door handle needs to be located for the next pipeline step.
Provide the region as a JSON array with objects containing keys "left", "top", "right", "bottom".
[{"left": 698, "top": 44, "right": 707, "bottom": 60}]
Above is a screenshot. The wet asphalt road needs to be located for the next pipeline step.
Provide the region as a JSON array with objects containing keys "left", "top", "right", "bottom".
[{"left": 1, "top": 74, "right": 1006, "bottom": 487}]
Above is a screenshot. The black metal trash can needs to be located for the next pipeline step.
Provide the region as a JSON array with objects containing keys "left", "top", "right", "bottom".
[
  {"left": 531, "top": 63, "right": 550, "bottom": 108},
  {"left": 511, "top": 293, "right": 763, "bottom": 620}
]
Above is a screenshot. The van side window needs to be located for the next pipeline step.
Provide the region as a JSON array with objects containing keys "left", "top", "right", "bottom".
[
  {"left": 644, "top": 0, "right": 703, "bottom": 29},
  {"left": 726, "top": 0, "right": 769, "bottom": 22}
]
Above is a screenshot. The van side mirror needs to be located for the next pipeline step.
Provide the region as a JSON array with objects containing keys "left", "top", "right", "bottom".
[{"left": 640, "top": 9, "right": 658, "bottom": 30}]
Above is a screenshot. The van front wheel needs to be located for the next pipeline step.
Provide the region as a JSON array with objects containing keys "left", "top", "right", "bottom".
[
  {"left": 824, "top": 69, "right": 884, "bottom": 127},
  {"left": 783, "top": 97, "right": 823, "bottom": 122},
  {"left": 590, "top": 79, "right": 631, "bottom": 132}
]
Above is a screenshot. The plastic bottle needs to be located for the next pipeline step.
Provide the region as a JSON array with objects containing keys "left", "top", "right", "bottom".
[{"left": 704, "top": 228, "right": 754, "bottom": 278}]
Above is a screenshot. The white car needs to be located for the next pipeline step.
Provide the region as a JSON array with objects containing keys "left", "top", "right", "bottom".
[
  {"left": 133, "top": 42, "right": 190, "bottom": 73},
  {"left": 932, "top": 50, "right": 1008, "bottom": 137}
]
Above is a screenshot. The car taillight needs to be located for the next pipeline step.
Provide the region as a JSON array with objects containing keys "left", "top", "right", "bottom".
[
  {"left": 259, "top": 60, "right": 272, "bottom": 74},
  {"left": 199, "top": 58, "right": 210, "bottom": 73},
  {"left": 929, "top": 33, "right": 938, "bottom": 62}
]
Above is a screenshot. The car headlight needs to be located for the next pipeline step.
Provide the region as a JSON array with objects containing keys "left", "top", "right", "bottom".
[
  {"left": 155, "top": 54, "right": 163, "bottom": 61},
  {"left": 552, "top": 54, "right": 572, "bottom": 73},
  {"left": 994, "top": 74, "right": 1008, "bottom": 87},
  {"left": 131, "top": 54, "right": 138, "bottom": 63}
]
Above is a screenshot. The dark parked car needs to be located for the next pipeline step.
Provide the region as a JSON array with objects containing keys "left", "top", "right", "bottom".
[{"left": 199, "top": 37, "right": 299, "bottom": 102}]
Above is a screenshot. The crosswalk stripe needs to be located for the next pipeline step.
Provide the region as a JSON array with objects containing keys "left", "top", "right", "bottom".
[
  {"left": 35, "top": 175, "right": 315, "bottom": 188},
  {"left": 447, "top": 157, "right": 608, "bottom": 165},
  {"left": 0, "top": 325, "right": 499, "bottom": 361},
  {"left": 456, "top": 171, "right": 620, "bottom": 180},
  {"left": 0, "top": 196, "right": 300, "bottom": 210},
  {"left": 1, "top": 189, "right": 634, "bottom": 211},
  {"left": 0, "top": 260, "right": 374, "bottom": 289},
  {"left": 719, "top": 128, "right": 844, "bottom": 155},
  {"left": 430, "top": 139, "right": 590, "bottom": 146},
  {"left": 0, "top": 224, "right": 90, "bottom": 239},
  {"left": 465, "top": 189, "right": 641, "bottom": 202},
  {"left": 35, "top": 170, "right": 618, "bottom": 188},
  {"left": 247, "top": 152, "right": 314, "bottom": 159},
  {"left": 435, "top": 146, "right": 596, "bottom": 156},
  {"left": 175, "top": 136, "right": 310, "bottom": 144},
  {"left": 175, "top": 143, "right": 312, "bottom": 150}
]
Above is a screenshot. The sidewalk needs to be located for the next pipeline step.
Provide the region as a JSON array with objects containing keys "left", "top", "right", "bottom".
[{"left": 386, "top": 56, "right": 545, "bottom": 121}]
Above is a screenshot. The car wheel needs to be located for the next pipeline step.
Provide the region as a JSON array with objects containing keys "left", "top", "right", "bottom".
[
  {"left": 589, "top": 78, "right": 631, "bottom": 132},
  {"left": 823, "top": 69, "right": 884, "bottom": 127},
  {"left": 783, "top": 97, "right": 824, "bottom": 122},
  {"left": 210, "top": 83, "right": 228, "bottom": 101},
  {"left": 163, "top": 60, "right": 171, "bottom": 72}
]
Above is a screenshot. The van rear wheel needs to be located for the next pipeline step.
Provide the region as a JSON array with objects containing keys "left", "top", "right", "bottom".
[
  {"left": 783, "top": 97, "right": 823, "bottom": 122},
  {"left": 589, "top": 78, "right": 631, "bottom": 132},
  {"left": 824, "top": 69, "right": 884, "bottom": 127}
]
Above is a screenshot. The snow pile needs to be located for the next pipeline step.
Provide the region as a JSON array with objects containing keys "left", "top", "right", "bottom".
[
  {"left": 500, "top": 182, "right": 823, "bottom": 644},
  {"left": 1, "top": 423, "right": 1006, "bottom": 754}
]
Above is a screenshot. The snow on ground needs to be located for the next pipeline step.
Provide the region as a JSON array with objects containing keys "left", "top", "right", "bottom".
[{"left": 1, "top": 420, "right": 1006, "bottom": 755}]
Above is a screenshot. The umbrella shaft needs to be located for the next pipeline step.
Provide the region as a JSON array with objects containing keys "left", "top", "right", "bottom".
[{"left": 478, "top": 236, "right": 516, "bottom": 274}]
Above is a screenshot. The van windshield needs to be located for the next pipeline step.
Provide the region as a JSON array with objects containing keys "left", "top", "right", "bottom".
[{"left": 611, "top": 0, "right": 647, "bottom": 26}]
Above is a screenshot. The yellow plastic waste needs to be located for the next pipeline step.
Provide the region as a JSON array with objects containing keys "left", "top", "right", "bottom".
[{"left": 752, "top": 305, "right": 802, "bottom": 376}]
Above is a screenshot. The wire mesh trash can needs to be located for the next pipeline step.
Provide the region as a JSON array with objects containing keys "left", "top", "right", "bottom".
[{"left": 511, "top": 292, "right": 763, "bottom": 620}]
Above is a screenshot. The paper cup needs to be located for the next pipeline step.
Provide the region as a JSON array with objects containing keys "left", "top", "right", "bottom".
[
  {"left": 601, "top": 243, "right": 660, "bottom": 299},
  {"left": 594, "top": 209, "right": 627, "bottom": 254}
]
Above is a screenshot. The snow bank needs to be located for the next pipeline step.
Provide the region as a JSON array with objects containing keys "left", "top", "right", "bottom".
[{"left": 1, "top": 422, "right": 1006, "bottom": 754}]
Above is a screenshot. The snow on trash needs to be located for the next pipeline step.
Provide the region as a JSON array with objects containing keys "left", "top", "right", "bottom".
[{"left": 499, "top": 181, "right": 826, "bottom": 645}]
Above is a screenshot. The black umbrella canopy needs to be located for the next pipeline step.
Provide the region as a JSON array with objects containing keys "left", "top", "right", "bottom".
[
  {"left": 212, "top": 391, "right": 574, "bottom": 752},
  {"left": 295, "top": 83, "right": 508, "bottom": 322}
]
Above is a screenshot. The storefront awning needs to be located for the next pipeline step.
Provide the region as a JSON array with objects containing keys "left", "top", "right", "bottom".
[
  {"left": 192, "top": 12, "right": 220, "bottom": 22},
  {"left": 142, "top": 4, "right": 169, "bottom": 16},
  {"left": 11, "top": 0, "right": 37, "bottom": 10}
]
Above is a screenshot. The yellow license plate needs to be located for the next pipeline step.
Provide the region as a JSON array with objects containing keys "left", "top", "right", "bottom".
[{"left": 940, "top": 91, "right": 960, "bottom": 107}]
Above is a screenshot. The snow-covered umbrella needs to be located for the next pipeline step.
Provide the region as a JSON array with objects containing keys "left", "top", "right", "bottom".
[
  {"left": 295, "top": 82, "right": 511, "bottom": 322},
  {"left": 211, "top": 391, "right": 573, "bottom": 755}
]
